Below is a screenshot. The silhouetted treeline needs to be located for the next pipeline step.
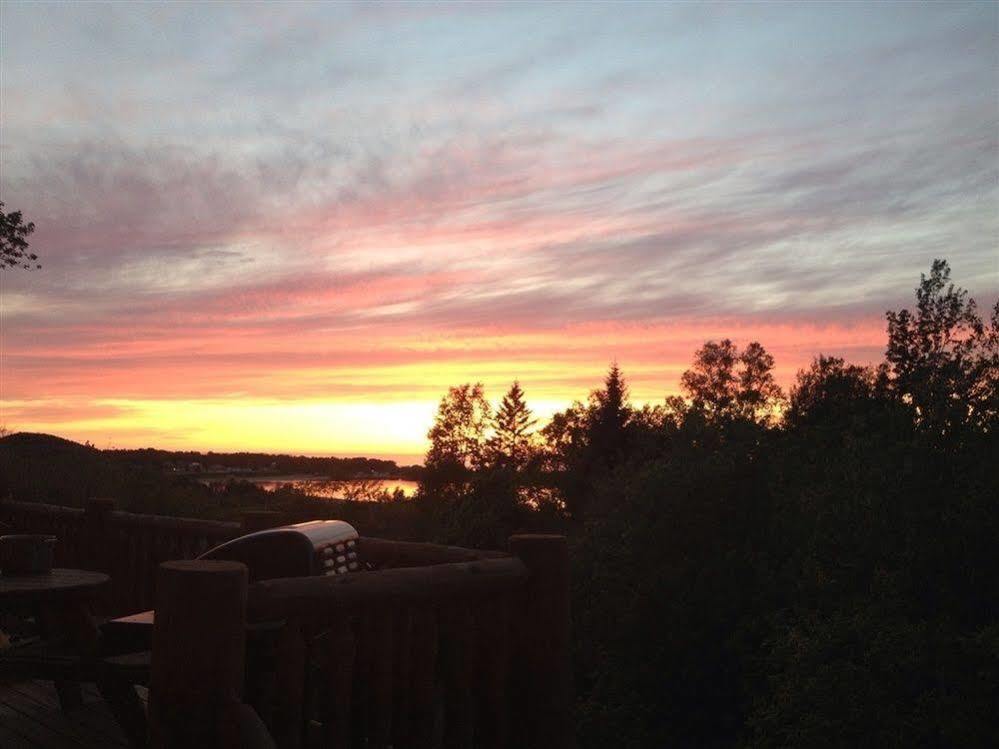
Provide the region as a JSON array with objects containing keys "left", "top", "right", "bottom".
[
  {"left": 417, "top": 260, "right": 999, "bottom": 747},
  {"left": 107, "top": 448, "right": 423, "bottom": 479},
  {"left": 2, "top": 260, "right": 995, "bottom": 746}
]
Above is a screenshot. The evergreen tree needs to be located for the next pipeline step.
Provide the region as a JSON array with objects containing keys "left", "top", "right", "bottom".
[
  {"left": 585, "top": 362, "right": 633, "bottom": 471},
  {"left": 488, "top": 381, "right": 537, "bottom": 470}
]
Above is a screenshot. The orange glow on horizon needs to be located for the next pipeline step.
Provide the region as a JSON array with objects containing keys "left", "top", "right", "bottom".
[{"left": 1, "top": 317, "right": 889, "bottom": 459}]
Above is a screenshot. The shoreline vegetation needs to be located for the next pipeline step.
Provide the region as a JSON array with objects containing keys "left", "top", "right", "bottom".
[
  {"left": 199, "top": 475, "right": 421, "bottom": 499},
  {"left": 1, "top": 260, "right": 997, "bottom": 747}
]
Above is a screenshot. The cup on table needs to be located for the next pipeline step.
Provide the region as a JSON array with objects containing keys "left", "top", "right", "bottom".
[{"left": 0, "top": 534, "right": 58, "bottom": 574}]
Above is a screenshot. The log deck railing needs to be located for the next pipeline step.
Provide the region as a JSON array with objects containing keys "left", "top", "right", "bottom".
[
  {"left": 0, "top": 498, "right": 573, "bottom": 749},
  {"left": 1, "top": 498, "right": 240, "bottom": 615}
]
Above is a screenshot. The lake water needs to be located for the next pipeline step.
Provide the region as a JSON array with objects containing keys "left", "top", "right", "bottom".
[{"left": 232, "top": 476, "right": 420, "bottom": 500}]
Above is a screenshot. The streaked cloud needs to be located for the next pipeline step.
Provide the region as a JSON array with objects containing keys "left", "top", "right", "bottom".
[{"left": 1, "top": 1, "right": 996, "bottom": 455}]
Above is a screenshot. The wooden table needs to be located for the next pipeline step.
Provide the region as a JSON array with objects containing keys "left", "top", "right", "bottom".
[
  {"left": 0, "top": 569, "right": 109, "bottom": 710},
  {"left": 0, "top": 569, "right": 109, "bottom": 604},
  {"left": 0, "top": 569, "right": 148, "bottom": 747}
]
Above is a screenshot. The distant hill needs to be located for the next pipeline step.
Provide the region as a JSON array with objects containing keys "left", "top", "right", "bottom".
[
  {"left": 0, "top": 431, "right": 101, "bottom": 460},
  {"left": 0, "top": 433, "right": 424, "bottom": 510},
  {"left": 0, "top": 432, "right": 119, "bottom": 507}
]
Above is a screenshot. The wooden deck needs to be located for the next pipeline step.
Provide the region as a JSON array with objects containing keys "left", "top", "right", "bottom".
[{"left": 0, "top": 678, "right": 145, "bottom": 748}]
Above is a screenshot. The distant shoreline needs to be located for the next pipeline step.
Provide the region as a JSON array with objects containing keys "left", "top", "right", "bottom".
[{"left": 197, "top": 474, "right": 421, "bottom": 499}]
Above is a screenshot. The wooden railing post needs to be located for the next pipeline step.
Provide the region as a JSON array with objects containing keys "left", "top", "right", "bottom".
[
  {"left": 149, "top": 560, "right": 249, "bottom": 749},
  {"left": 84, "top": 497, "right": 115, "bottom": 571},
  {"left": 241, "top": 510, "right": 287, "bottom": 535},
  {"left": 509, "top": 534, "right": 573, "bottom": 749}
]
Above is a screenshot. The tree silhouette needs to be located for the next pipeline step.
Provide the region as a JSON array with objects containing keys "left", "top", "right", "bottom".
[
  {"left": 886, "top": 259, "right": 998, "bottom": 438},
  {"left": 488, "top": 381, "right": 537, "bottom": 470},
  {"left": 539, "top": 401, "right": 588, "bottom": 473},
  {"left": 681, "top": 339, "right": 739, "bottom": 418},
  {"left": 1, "top": 202, "right": 39, "bottom": 269},
  {"left": 425, "top": 383, "right": 492, "bottom": 476},
  {"left": 680, "top": 339, "right": 782, "bottom": 425},
  {"left": 786, "top": 356, "right": 887, "bottom": 431},
  {"left": 585, "top": 362, "right": 632, "bottom": 468},
  {"left": 411, "top": 258, "right": 998, "bottom": 748},
  {"left": 737, "top": 342, "right": 783, "bottom": 424}
]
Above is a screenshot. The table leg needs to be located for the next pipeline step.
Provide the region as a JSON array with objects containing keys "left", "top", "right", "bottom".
[
  {"left": 98, "top": 676, "right": 148, "bottom": 748},
  {"left": 36, "top": 599, "right": 100, "bottom": 713},
  {"left": 53, "top": 679, "right": 85, "bottom": 711}
]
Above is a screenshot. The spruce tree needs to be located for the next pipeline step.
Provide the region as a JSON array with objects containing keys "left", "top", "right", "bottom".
[
  {"left": 489, "top": 381, "right": 537, "bottom": 470},
  {"left": 585, "top": 362, "right": 632, "bottom": 470}
]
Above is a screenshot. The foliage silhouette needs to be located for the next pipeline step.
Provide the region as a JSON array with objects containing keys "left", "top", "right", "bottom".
[
  {"left": 487, "top": 380, "right": 537, "bottom": 471},
  {"left": 885, "top": 259, "right": 998, "bottom": 441},
  {"left": 0, "top": 202, "right": 39, "bottom": 269},
  {"left": 680, "top": 338, "right": 784, "bottom": 426},
  {"left": 3, "top": 259, "right": 996, "bottom": 747},
  {"left": 415, "top": 259, "right": 998, "bottom": 748}
]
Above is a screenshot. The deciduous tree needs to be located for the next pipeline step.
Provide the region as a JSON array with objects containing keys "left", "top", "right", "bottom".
[
  {"left": 886, "top": 259, "right": 998, "bottom": 438},
  {"left": 680, "top": 339, "right": 783, "bottom": 425},
  {"left": 1, "top": 202, "right": 39, "bottom": 269},
  {"left": 425, "top": 383, "right": 492, "bottom": 474}
]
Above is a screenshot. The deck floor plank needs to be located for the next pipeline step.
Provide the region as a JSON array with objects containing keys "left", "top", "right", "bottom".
[
  {"left": 0, "top": 699, "right": 79, "bottom": 748},
  {"left": 0, "top": 679, "right": 131, "bottom": 749},
  {"left": 0, "top": 725, "right": 36, "bottom": 749},
  {"left": 9, "top": 680, "right": 132, "bottom": 747},
  {"left": 0, "top": 697, "right": 109, "bottom": 749}
]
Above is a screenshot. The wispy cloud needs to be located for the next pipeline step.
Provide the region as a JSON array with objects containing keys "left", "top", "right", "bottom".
[{"left": 1, "top": 1, "right": 995, "bottom": 453}]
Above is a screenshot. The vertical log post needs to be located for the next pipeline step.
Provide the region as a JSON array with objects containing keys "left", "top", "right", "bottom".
[
  {"left": 442, "top": 604, "right": 475, "bottom": 749},
  {"left": 85, "top": 497, "right": 115, "bottom": 612},
  {"left": 149, "top": 560, "right": 249, "bottom": 749},
  {"left": 369, "top": 610, "right": 397, "bottom": 749},
  {"left": 509, "top": 534, "right": 573, "bottom": 749},
  {"left": 271, "top": 618, "right": 308, "bottom": 749},
  {"left": 84, "top": 497, "right": 115, "bottom": 569},
  {"left": 475, "top": 596, "right": 511, "bottom": 749},
  {"left": 241, "top": 511, "right": 287, "bottom": 535},
  {"left": 322, "top": 617, "right": 357, "bottom": 749},
  {"left": 408, "top": 608, "right": 439, "bottom": 749}
]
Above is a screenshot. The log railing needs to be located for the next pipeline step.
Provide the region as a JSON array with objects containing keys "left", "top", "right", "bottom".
[
  {"left": 1, "top": 498, "right": 573, "bottom": 748},
  {"left": 0, "top": 498, "right": 240, "bottom": 615},
  {"left": 246, "top": 553, "right": 532, "bottom": 748},
  {"left": 152, "top": 537, "right": 570, "bottom": 749}
]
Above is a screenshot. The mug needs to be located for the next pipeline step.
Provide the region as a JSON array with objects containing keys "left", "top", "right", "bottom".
[{"left": 0, "top": 534, "right": 58, "bottom": 574}]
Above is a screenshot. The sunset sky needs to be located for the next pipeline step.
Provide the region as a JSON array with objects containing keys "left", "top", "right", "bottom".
[{"left": 1, "top": 1, "right": 996, "bottom": 462}]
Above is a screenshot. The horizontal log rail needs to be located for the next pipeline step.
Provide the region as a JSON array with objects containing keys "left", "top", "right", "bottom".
[
  {"left": 356, "top": 536, "right": 509, "bottom": 569},
  {"left": 111, "top": 511, "right": 239, "bottom": 539},
  {"left": 0, "top": 499, "right": 86, "bottom": 520},
  {"left": 0, "top": 498, "right": 238, "bottom": 542},
  {"left": 0, "top": 498, "right": 241, "bottom": 614},
  {"left": 248, "top": 537, "right": 569, "bottom": 749},
  {"left": 248, "top": 556, "right": 529, "bottom": 620}
]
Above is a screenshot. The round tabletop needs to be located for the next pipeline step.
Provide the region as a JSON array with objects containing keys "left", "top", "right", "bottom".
[{"left": 0, "top": 568, "right": 110, "bottom": 602}]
